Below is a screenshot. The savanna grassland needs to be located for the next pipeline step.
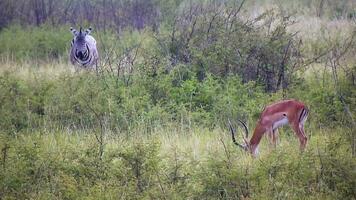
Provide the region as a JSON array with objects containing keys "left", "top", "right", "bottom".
[{"left": 0, "top": 0, "right": 355, "bottom": 199}]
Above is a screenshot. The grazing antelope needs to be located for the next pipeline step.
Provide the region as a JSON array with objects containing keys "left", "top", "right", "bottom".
[
  {"left": 69, "top": 26, "right": 99, "bottom": 70},
  {"left": 228, "top": 99, "right": 309, "bottom": 156}
]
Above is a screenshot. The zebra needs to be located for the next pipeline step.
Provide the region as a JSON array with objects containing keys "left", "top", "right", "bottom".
[{"left": 69, "top": 27, "right": 99, "bottom": 70}]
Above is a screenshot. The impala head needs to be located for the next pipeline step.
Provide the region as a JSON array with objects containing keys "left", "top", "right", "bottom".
[{"left": 228, "top": 119, "right": 250, "bottom": 152}]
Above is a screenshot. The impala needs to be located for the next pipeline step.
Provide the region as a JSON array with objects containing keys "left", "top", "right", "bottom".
[{"left": 228, "top": 99, "right": 309, "bottom": 156}]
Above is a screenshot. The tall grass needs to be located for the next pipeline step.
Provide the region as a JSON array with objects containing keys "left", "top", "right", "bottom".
[
  {"left": 0, "top": 1, "right": 355, "bottom": 198},
  {"left": 0, "top": 60, "right": 354, "bottom": 198},
  {"left": 0, "top": 126, "right": 354, "bottom": 199}
]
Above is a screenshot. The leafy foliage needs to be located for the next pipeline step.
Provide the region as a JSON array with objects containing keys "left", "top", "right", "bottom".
[
  {"left": 0, "top": 131, "right": 354, "bottom": 199},
  {"left": 0, "top": 0, "right": 355, "bottom": 199}
]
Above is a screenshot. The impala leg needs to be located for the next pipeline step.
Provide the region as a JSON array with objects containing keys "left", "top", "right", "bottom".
[
  {"left": 299, "top": 120, "right": 308, "bottom": 149},
  {"left": 291, "top": 123, "right": 307, "bottom": 151},
  {"left": 266, "top": 129, "right": 273, "bottom": 145},
  {"left": 272, "top": 128, "right": 279, "bottom": 147},
  {"left": 266, "top": 128, "right": 278, "bottom": 148}
]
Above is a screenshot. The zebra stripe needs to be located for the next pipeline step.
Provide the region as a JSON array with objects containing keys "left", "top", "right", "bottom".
[{"left": 69, "top": 27, "right": 99, "bottom": 70}]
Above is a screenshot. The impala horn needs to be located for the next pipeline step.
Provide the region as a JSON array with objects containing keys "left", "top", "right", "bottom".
[
  {"left": 228, "top": 118, "right": 248, "bottom": 149},
  {"left": 236, "top": 119, "right": 249, "bottom": 139}
]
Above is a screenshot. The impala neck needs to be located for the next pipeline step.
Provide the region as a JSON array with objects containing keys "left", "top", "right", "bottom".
[{"left": 247, "top": 124, "right": 265, "bottom": 156}]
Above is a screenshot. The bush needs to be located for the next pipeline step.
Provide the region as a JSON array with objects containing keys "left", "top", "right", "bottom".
[{"left": 0, "top": 25, "right": 71, "bottom": 60}]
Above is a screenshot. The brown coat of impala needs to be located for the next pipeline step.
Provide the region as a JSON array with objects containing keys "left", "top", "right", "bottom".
[{"left": 229, "top": 99, "right": 309, "bottom": 156}]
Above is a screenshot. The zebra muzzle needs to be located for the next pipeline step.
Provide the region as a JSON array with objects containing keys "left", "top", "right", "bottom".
[{"left": 76, "top": 51, "right": 85, "bottom": 60}]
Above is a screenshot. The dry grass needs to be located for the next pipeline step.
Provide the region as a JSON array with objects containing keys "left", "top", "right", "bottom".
[
  {"left": 289, "top": 16, "right": 355, "bottom": 41},
  {"left": 0, "top": 58, "right": 74, "bottom": 79}
]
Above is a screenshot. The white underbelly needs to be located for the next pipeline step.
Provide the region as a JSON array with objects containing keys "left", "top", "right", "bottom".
[{"left": 272, "top": 118, "right": 289, "bottom": 129}]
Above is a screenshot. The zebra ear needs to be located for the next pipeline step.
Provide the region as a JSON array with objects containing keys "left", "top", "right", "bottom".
[
  {"left": 70, "top": 27, "right": 78, "bottom": 36},
  {"left": 85, "top": 27, "right": 92, "bottom": 35}
]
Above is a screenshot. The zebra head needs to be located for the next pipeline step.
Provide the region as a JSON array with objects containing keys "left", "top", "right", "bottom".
[
  {"left": 70, "top": 27, "right": 92, "bottom": 60},
  {"left": 69, "top": 26, "right": 98, "bottom": 69}
]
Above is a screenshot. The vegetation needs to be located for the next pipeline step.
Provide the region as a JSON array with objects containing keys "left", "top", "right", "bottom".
[{"left": 0, "top": 0, "right": 355, "bottom": 199}]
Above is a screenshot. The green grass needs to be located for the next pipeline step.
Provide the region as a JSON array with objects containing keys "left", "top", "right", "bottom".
[
  {"left": 0, "top": 2, "right": 355, "bottom": 198},
  {"left": 0, "top": 38, "right": 354, "bottom": 197},
  {"left": 0, "top": 126, "right": 354, "bottom": 199}
]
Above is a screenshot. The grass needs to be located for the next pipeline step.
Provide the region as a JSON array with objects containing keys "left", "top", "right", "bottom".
[
  {"left": 0, "top": 124, "right": 343, "bottom": 168},
  {"left": 0, "top": 59, "right": 74, "bottom": 80},
  {"left": 1, "top": 125, "right": 354, "bottom": 199},
  {"left": 0, "top": 3, "right": 355, "bottom": 197}
]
